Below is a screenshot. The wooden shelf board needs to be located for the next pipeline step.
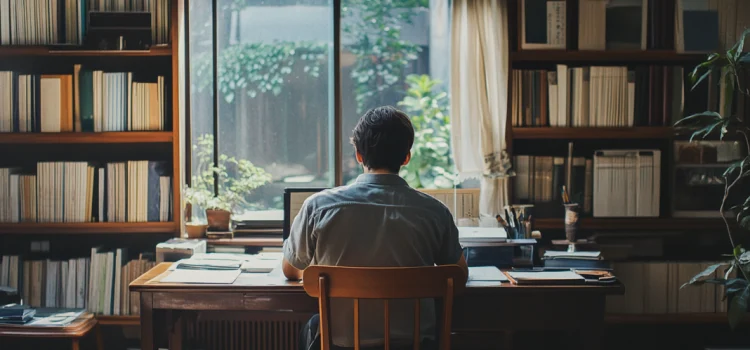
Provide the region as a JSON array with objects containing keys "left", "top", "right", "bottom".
[
  {"left": 533, "top": 218, "right": 725, "bottom": 230},
  {"left": 206, "top": 237, "right": 283, "bottom": 247},
  {"left": 0, "top": 222, "right": 178, "bottom": 234},
  {"left": 511, "top": 50, "right": 706, "bottom": 63},
  {"left": 605, "top": 313, "right": 746, "bottom": 324},
  {"left": 96, "top": 315, "right": 140, "bottom": 326},
  {"left": 0, "top": 132, "right": 173, "bottom": 144},
  {"left": 0, "top": 46, "right": 172, "bottom": 57},
  {"left": 512, "top": 127, "right": 674, "bottom": 139}
]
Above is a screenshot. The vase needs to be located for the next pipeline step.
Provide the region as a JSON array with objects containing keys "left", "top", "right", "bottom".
[{"left": 206, "top": 209, "right": 231, "bottom": 232}]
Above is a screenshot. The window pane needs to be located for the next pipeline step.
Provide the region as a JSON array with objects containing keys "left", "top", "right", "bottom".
[
  {"left": 340, "top": 0, "right": 454, "bottom": 189},
  {"left": 189, "top": 0, "right": 334, "bottom": 222}
]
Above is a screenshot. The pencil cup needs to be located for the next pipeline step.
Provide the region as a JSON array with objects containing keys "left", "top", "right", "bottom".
[{"left": 564, "top": 203, "right": 580, "bottom": 252}]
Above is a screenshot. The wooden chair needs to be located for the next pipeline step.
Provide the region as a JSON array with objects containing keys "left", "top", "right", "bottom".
[{"left": 302, "top": 265, "right": 466, "bottom": 350}]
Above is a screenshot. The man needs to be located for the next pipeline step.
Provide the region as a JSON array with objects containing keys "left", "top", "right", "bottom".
[{"left": 282, "top": 106, "right": 468, "bottom": 350}]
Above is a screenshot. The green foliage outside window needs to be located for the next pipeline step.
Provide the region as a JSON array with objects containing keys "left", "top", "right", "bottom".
[{"left": 398, "top": 75, "right": 455, "bottom": 189}]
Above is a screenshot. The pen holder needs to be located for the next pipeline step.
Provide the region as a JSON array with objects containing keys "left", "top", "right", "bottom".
[{"left": 564, "top": 203, "right": 580, "bottom": 252}]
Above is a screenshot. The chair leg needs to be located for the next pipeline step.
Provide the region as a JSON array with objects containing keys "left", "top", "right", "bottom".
[{"left": 72, "top": 338, "right": 80, "bottom": 350}]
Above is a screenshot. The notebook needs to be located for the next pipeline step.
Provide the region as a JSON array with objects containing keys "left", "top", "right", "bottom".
[
  {"left": 504, "top": 271, "right": 586, "bottom": 285},
  {"left": 468, "top": 266, "right": 508, "bottom": 282}
]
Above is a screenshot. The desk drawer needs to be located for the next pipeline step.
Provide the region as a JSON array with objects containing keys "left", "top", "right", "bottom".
[{"left": 153, "top": 292, "right": 317, "bottom": 312}]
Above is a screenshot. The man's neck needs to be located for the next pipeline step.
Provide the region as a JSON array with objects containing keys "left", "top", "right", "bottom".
[{"left": 364, "top": 168, "right": 398, "bottom": 175}]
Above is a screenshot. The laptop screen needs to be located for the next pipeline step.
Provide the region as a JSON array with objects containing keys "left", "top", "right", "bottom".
[{"left": 282, "top": 188, "right": 326, "bottom": 240}]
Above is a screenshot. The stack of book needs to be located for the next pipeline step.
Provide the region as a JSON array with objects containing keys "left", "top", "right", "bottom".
[
  {"left": 0, "top": 305, "right": 35, "bottom": 324},
  {"left": 0, "top": 67, "right": 168, "bottom": 133},
  {"left": 512, "top": 154, "right": 593, "bottom": 214},
  {"left": 0, "top": 161, "right": 172, "bottom": 223},
  {"left": 511, "top": 65, "right": 682, "bottom": 127},
  {"left": 0, "top": 253, "right": 155, "bottom": 316},
  {"left": 592, "top": 149, "right": 661, "bottom": 218},
  {"left": 0, "top": 0, "right": 171, "bottom": 46},
  {"left": 542, "top": 250, "right": 610, "bottom": 269}
]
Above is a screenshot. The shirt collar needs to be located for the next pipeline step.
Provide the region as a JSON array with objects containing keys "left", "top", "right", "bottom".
[{"left": 355, "top": 173, "right": 409, "bottom": 186}]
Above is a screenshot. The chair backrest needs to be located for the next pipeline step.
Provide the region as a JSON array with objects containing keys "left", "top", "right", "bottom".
[{"left": 302, "top": 265, "right": 466, "bottom": 350}]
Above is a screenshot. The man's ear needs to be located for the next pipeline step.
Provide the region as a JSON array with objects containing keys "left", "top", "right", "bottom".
[
  {"left": 402, "top": 151, "right": 411, "bottom": 166},
  {"left": 355, "top": 150, "right": 364, "bottom": 165}
]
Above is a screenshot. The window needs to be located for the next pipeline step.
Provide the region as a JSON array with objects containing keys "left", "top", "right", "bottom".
[{"left": 187, "top": 0, "right": 453, "bottom": 224}]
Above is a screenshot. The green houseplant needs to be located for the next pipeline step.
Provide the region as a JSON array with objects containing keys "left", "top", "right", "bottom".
[
  {"left": 679, "top": 29, "right": 750, "bottom": 329},
  {"left": 184, "top": 134, "right": 272, "bottom": 233},
  {"left": 397, "top": 74, "right": 455, "bottom": 189}
]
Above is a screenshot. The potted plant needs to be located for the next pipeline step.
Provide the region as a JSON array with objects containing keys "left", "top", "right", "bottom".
[
  {"left": 184, "top": 134, "right": 272, "bottom": 234},
  {"left": 678, "top": 29, "right": 750, "bottom": 329}
]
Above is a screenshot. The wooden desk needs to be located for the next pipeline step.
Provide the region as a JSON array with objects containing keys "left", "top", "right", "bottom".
[
  {"left": 0, "top": 312, "right": 102, "bottom": 350},
  {"left": 131, "top": 263, "right": 623, "bottom": 350}
]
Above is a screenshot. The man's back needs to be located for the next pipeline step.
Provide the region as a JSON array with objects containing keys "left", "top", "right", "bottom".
[{"left": 283, "top": 174, "right": 462, "bottom": 347}]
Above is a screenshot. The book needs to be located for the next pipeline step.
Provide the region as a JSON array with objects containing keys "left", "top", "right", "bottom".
[
  {"left": 593, "top": 150, "right": 661, "bottom": 218},
  {"left": 504, "top": 270, "right": 586, "bottom": 285},
  {"left": 520, "top": 0, "right": 566, "bottom": 50}
]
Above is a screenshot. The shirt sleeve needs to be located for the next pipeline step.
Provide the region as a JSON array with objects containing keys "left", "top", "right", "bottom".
[
  {"left": 283, "top": 199, "right": 317, "bottom": 270},
  {"left": 435, "top": 209, "right": 463, "bottom": 265}
]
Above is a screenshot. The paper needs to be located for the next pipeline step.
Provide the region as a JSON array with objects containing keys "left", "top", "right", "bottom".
[
  {"left": 172, "top": 258, "right": 242, "bottom": 270},
  {"left": 240, "top": 258, "right": 281, "bottom": 273},
  {"left": 458, "top": 227, "right": 507, "bottom": 242},
  {"left": 506, "top": 271, "right": 585, "bottom": 281},
  {"left": 543, "top": 251, "right": 601, "bottom": 260},
  {"left": 160, "top": 269, "right": 241, "bottom": 284},
  {"left": 191, "top": 253, "right": 256, "bottom": 261},
  {"left": 469, "top": 266, "right": 508, "bottom": 281}
]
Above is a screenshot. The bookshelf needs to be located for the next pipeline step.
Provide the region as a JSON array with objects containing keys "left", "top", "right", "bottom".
[
  {"left": 510, "top": 50, "right": 705, "bottom": 63},
  {"left": 0, "top": 0, "right": 181, "bottom": 331},
  {"left": 0, "top": 132, "right": 174, "bottom": 145},
  {"left": 532, "top": 218, "right": 726, "bottom": 231},
  {"left": 0, "top": 46, "right": 172, "bottom": 57},
  {"left": 512, "top": 127, "right": 674, "bottom": 140}
]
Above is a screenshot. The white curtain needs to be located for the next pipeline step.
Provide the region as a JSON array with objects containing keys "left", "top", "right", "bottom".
[{"left": 450, "top": 0, "right": 511, "bottom": 217}]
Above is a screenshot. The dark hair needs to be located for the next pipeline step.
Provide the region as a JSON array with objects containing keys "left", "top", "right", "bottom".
[{"left": 351, "top": 106, "right": 414, "bottom": 173}]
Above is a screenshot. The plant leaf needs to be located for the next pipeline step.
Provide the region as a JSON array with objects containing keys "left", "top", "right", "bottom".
[
  {"left": 674, "top": 111, "right": 722, "bottom": 127},
  {"left": 729, "top": 285, "right": 750, "bottom": 329},
  {"left": 681, "top": 262, "right": 731, "bottom": 288},
  {"left": 691, "top": 69, "right": 712, "bottom": 91}
]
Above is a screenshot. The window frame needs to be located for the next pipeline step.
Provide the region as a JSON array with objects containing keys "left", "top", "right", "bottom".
[{"left": 185, "top": 0, "right": 452, "bottom": 230}]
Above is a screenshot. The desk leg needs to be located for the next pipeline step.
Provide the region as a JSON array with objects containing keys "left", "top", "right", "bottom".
[
  {"left": 581, "top": 297, "right": 606, "bottom": 350},
  {"left": 169, "top": 310, "right": 184, "bottom": 350},
  {"left": 141, "top": 292, "right": 156, "bottom": 350},
  {"left": 96, "top": 324, "right": 104, "bottom": 350},
  {"left": 71, "top": 338, "right": 80, "bottom": 350}
]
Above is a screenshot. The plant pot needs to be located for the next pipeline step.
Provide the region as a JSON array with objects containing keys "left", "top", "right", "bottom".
[
  {"left": 185, "top": 223, "right": 208, "bottom": 238},
  {"left": 206, "top": 209, "right": 231, "bottom": 231}
]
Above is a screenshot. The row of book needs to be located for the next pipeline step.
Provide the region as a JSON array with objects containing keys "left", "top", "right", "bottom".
[
  {"left": 0, "top": 161, "right": 172, "bottom": 223},
  {"left": 0, "top": 0, "right": 170, "bottom": 46},
  {"left": 0, "top": 67, "right": 168, "bottom": 132},
  {"left": 593, "top": 150, "right": 661, "bottom": 218},
  {"left": 0, "top": 253, "right": 155, "bottom": 316},
  {"left": 513, "top": 155, "right": 593, "bottom": 214},
  {"left": 521, "top": 0, "right": 750, "bottom": 53},
  {"left": 606, "top": 261, "right": 729, "bottom": 314},
  {"left": 511, "top": 65, "right": 692, "bottom": 128}
]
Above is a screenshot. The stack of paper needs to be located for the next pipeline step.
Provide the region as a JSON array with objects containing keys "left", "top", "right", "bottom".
[
  {"left": 468, "top": 266, "right": 508, "bottom": 282},
  {"left": 458, "top": 227, "right": 507, "bottom": 243},
  {"left": 543, "top": 251, "right": 602, "bottom": 260}
]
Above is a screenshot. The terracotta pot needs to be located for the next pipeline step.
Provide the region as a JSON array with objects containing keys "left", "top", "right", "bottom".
[
  {"left": 206, "top": 209, "right": 231, "bottom": 231},
  {"left": 185, "top": 223, "right": 208, "bottom": 238}
]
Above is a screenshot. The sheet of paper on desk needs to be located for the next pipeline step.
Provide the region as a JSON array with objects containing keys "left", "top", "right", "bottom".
[
  {"left": 160, "top": 269, "right": 241, "bottom": 284},
  {"left": 506, "top": 271, "right": 585, "bottom": 282},
  {"left": 469, "top": 266, "right": 508, "bottom": 281},
  {"left": 458, "top": 227, "right": 507, "bottom": 242}
]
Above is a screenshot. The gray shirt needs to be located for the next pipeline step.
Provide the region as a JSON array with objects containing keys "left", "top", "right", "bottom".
[{"left": 283, "top": 173, "right": 462, "bottom": 347}]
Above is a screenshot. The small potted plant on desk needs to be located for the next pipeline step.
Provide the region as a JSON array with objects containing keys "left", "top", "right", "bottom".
[{"left": 184, "top": 134, "right": 272, "bottom": 238}]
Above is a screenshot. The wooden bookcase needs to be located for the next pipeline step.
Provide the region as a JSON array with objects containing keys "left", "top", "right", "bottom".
[
  {"left": 0, "top": 1, "right": 181, "bottom": 237},
  {"left": 0, "top": 1, "right": 181, "bottom": 326}
]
